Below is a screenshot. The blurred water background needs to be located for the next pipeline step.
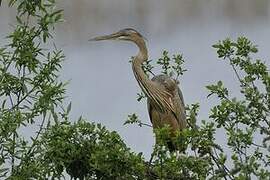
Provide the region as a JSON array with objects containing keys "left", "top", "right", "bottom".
[{"left": 1, "top": 0, "right": 270, "bottom": 158}]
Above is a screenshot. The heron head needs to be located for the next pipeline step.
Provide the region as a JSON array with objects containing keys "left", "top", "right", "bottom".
[{"left": 89, "top": 28, "right": 146, "bottom": 42}]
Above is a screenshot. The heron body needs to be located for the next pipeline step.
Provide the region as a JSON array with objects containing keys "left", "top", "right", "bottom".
[
  {"left": 90, "top": 28, "right": 187, "bottom": 151},
  {"left": 148, "top": 75, "right": 186, "bottom": 131},
  {"left": 147, "top": 75, "right": 186, "bottom": 150}
]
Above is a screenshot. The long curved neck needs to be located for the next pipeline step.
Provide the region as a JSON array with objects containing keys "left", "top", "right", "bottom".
[
  {"left": 133, "top": 39, "right": 148, "bottom": 64},
  {"left": 131, "top": 38, "right": 175, "bottom": 113},
  {"left": 131, "top": 39, "right": 152, "bottom": 97}
]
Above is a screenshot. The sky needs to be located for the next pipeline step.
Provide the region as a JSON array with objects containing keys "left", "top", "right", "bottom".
[{"left": 1, "top": 0, "right": 270, "bottom": 158}]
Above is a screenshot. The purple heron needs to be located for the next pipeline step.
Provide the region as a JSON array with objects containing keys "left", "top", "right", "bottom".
[{"left": 90, "top": 28, "right": 187, "bottom": 151}]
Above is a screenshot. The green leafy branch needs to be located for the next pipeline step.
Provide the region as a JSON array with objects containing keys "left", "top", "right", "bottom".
[{"left": 124, "top": 113, "right": 152, "bottom": 128}]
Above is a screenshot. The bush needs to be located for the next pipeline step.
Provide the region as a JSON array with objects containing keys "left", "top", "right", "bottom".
[{"left": 0, "top": 1, "right": 269, "bottom": 179}]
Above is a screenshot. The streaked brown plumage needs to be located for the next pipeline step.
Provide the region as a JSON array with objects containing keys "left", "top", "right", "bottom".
[{"left": 90, "top": 28, "right": 186, "bottom": 151}]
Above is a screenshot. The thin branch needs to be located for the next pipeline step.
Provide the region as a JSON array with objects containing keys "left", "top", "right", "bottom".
[
  {"left": 18, "top": 113, "right": 48, "bottom": 169},
  {"left": 252, "top": 142, "right": 264, "bottom": 148},
  {"left": 10, "top": 88, "right": 36, "bottom": 111},
  {"left": 11, "top": 133, "right": 16, "bottom": 172},
  {"left": 8, "top": 94, "right": 14, "bottom": 107},
  {"left": 139, "top": 122, "right": 153, "bottom": 128},
  {"left": 27, "top": 113, "right": 47, "bottom": 155},
  {"left": 210, "top": 148, "right": 234, "bottom": 180},
  {"left": 148, "top": 70, "right": 155, "bottom": 77},
  {"left": 228, "top": 57, "right": 244, "bottom": 87}
]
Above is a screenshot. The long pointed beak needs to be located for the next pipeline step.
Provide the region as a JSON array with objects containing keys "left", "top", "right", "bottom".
[{"left": 89, "top": 32, "right": 122, "bottom": 41}]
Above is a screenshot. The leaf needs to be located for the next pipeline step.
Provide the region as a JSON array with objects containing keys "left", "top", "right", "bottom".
[
  {"left": 0, "top": 168, "right": 9, "bottom": 178},
  {"left": 1, "top": 99, "right": 6, "bottom": 109},
  {"left": 16, "top": 16, "right": 22, "bottom": 24},
  {"left": 67, "top": 102, "right": 71, "bottom": 114}
]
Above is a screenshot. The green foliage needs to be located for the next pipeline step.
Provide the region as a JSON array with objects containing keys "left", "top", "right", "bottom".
[
  {"left": 125, "top": 113, "right": 141, "bottom": 126},
  {"left": 0, "top": 0, "right": 65, "bottom": 178},
  {"left": 156, "top": 50, "right": 187, "bottom": 78},
  {"left": 40, "top": 119, "right": 145, "bottom": 179},
  {"left": 142, "top": 59, "right": 154, "bottom": 77},
  {"left": 157, "top": 50, "right": 171, "bottom": 75},
  {"left": 1, "top": 1, "right": 270, "bottom": 179},
  {"left": 208, "top": 37, "right": 270, "bottom": 179}
]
